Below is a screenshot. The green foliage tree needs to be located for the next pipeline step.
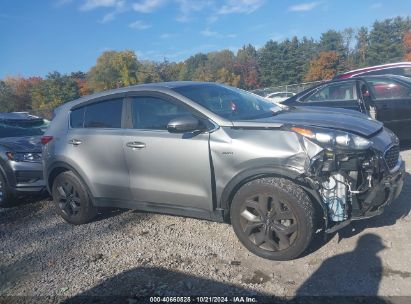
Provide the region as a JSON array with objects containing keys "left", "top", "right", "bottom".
[
  {"left": 179, "top": 53, "right": 208, "bottom": 80},
  {"left": 367, "top": 17, "right": 411, "bottom": 65},
  {"left": 88, "top": 50, "right": 139, "bottom": 91},
  {"left": 31, "top": 72, "right": 80, "bottom": 111},
  {"left": 0, "top": 80, "right": 13, "bottom": 112},
  {"left": 355, "top": 27, "right": 369, "bottom": 67}
]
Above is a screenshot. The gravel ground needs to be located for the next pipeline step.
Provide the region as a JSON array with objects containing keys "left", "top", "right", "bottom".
[{"left": 1, "top": 150, "right": 411, "bottom": 301}]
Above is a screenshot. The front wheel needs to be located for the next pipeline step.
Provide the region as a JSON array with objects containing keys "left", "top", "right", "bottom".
[
  {"left": 52, "top": 171, "right": 97, "bottom": 225},
  {"left": 230, "top": 177, "right": 315, "bottom": 260}
]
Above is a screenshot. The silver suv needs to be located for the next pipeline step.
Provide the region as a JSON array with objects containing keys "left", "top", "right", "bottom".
[{"left": 42, "top": 82, "right": 405, "bottom": 260}]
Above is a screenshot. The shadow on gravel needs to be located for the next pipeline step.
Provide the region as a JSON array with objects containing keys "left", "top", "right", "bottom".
[
  {"left": 338, "top": 172, "right": 411, "bottom": 239},
  {"left": 297, "top": 233, "right": 385, "bottom": 298},
  {"left": 63, "top": 266, "right": 270, "bottom": 303}
]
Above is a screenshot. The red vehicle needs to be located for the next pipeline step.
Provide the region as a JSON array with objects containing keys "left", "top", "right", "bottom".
[{"left": 333, "top": 62, "right": 411, "bottom": 80}]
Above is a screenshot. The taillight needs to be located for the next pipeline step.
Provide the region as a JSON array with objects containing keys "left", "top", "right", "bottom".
[{"left": 41, "top": 136, "right": 53, "bottom": 145}]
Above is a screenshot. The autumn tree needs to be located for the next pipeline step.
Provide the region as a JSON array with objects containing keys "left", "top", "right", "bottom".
[
  {"left": 178, "top": 53, "right": 208, "bottom": 80},
  {"left": 137, "top": 61, "right": 161, "bottom": 83},
  {"left": 404, "top": 31, "right": 411, "bottom": 61},
  {"left": 235, "top": 44, "right": 259, "bottom": 89},
  {"left": 71, "top": 71, "right": 91, "bottom": 96},
  {"left": 304, "top": 51, "right": 341, "bottom": 81},
  {"left": 88, "top": 50, "right": 139, "bottom": 91},
  {"left": 31, "top": 72, "right": 80, "bottom": 111},
  {"left": 1, "top": 77, "right": 42, "bottom": 111},
  {"left": 156, "top": 60, "right": 183, "bottom": 82}
]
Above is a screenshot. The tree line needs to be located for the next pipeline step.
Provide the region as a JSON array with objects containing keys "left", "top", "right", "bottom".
[{"left": 1, "top": 16, "right": 411, "bottom": 114}]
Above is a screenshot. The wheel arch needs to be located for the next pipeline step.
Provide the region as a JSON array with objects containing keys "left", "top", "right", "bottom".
[
  {"left": 46, "top": 162, "right": 95, "bottom": 200},
  {"left": 219, "top": 166, "right": 326, "bottom": 224}
]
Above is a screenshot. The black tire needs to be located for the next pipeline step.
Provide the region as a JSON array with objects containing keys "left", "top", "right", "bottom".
[
  {"left": 0, "top": 172, "right": 17, "bottom": 208},
  {"left": 230, "top": 177, "right": 315, "bottom": 260},
  {"left": 52, "top": 171, "right": 97, "bottom": 225}
]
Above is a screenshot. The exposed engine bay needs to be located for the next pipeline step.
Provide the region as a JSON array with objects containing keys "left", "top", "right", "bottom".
[{"left": 306, "top": 145, "right": 404, "bottom": 232}]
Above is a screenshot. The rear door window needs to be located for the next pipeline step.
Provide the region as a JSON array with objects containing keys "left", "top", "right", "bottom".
[
  {"left": 71, "top": 99, "right": 123, "bottom": 129},
  {"left": 366, "top": 78, "right": 411, "bottom": 100}
]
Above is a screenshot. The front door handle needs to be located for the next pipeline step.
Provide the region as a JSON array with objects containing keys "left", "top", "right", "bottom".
[
  {"left": 69, "top": 139, "right": 82, "bottom": 146},
  {"left": 126, "top": 141, "right": 146, "bottom": 149}
]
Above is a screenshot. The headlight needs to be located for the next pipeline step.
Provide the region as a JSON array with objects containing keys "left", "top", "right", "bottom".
[
  {"left": 6, "top": 152, "right": 42, "bottom": 162},
  {"left": 290, "top": 127, "right": 372, "bottom": 150}
]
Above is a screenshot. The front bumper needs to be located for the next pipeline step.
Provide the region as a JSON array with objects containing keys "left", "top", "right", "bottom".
[
  {"left": 6, "top": 160, "right": 46, "bottom": 194},
  {"left": 353, "top": 157, "right": 405, "bottom": 220}
]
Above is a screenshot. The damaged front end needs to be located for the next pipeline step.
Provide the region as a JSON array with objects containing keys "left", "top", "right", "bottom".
[{"left": 292, "top": 126, "right": 405, "bottom": 233}]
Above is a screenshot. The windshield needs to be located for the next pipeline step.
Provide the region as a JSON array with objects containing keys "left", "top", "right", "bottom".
[
  {"left": 174, "top": 84, "right": 282, "bottom": 120},
  {"left": 0, "top": 119, "right": 49, "bottom": 138}
]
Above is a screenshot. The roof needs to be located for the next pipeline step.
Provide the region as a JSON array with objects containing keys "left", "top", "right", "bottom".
[
  {"left": 0, "top": 112, "right": 42, "bottom": 121},
  {"left": 56, "top": 81, "right": 224, "bottom": 111},
  {"left": 334, "top": 62, "right": 411, "bottom": 79}
]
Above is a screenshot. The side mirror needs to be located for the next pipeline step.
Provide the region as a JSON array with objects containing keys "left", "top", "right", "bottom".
[{"left": 167, "top": 115, "right": 204, "bottom": 133}]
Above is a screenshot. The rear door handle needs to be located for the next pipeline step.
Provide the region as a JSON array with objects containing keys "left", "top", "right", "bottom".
[
  {"left": 68, "top": 139, "right": 82, "bottom": 146},
  {"left": 126, "top": 141, "right": 146, "bottom": 149}
]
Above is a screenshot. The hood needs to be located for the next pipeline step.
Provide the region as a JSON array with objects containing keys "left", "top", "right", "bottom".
[
  {"left": 0, "top": 136, "right": 42, "bottom": 153},
  {"left": 236, "top": 106, "right": 383, "bottom": 138}
]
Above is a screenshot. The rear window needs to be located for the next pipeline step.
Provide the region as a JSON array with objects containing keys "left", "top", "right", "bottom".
[
  {"left": 70, "top": 99, "right": 123, "bottom": 129},
  {"left": 0, "top": 119, "right": 49, "bottom": 138}
]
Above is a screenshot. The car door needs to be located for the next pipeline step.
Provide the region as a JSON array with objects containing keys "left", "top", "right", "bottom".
[
  {"left": 296, "top": 80, "right": 364, "bottom": 113},
  {"left": 67, "top": 96, "right": 131, "bottom": 200},
  {"left": 122, "top": 92, "right": 214, "bottom": 211},
  {"left": 364, "top": 77, "right": 411, "bottom": 140}
]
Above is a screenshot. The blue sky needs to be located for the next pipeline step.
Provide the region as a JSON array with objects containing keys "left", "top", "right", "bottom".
[{"left": 1, "top": 0, "right": 410, "bottom": 78}]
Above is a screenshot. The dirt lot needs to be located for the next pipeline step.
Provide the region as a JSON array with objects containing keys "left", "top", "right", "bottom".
[{"left": 1, "top": 150, "right": 411, "bottom": 301}]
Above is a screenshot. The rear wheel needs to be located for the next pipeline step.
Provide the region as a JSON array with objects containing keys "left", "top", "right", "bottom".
[
  {"left": 231, "top": 177, "right": 315, "bottom": 260},
  {"left": 52, "top": 171, "right": 97, "bottom": 225},
  {"left": 0, "top": 172, "right": 16, "bottom": 208}
]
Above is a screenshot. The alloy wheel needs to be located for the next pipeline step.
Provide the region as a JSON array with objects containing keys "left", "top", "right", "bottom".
[
  {"left": 56, "top": 181, "right": 81, "bottom": 217},
  {"left": 239, "top": 194, "right": 298, "bottom": 251}
]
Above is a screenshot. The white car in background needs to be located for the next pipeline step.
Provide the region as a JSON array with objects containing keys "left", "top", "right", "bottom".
[{"left": 265, "top": 91, "right": 296, "bottom": 103}]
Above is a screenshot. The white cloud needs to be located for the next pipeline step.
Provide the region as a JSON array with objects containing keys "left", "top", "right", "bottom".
[
  {"left": 217, "top": 0, "right": 264, "bottom": 15},
  {"left": 200, "top": 28, "right": 238, "bottom": 39},
  {"left": 288, "top": 2, "right": 321, "bottom": 12},
  {"left": 99, "top": 0, "right": 126, "bottom": 23},
  {"left": 129, "top": 20, "right": 152, "bottom": 29},
  {"left": 160, "top": 33, "right": 175, "bottom": 39},
  {"left": 200, "top": 27, "right": 219, "bottom": 37},
  {"left": 370, "top": 3, "right": 382, "bottom": 9},
  {"left": 175, "top": 0, "right": 212, "bottom": 22},
  {"left": 80, "top": 0, "right": 121, "bottom": 11},
  {"left": 132, "top": 0, "right": 165, "bottom": 13}
]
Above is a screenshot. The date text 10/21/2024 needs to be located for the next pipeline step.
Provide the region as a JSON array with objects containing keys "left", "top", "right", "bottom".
[{"left": 149, "top": 296, "right": 258, "bottom": 303}]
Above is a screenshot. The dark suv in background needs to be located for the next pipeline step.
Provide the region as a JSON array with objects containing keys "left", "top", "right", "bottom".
[
  {"left": 42, "top": 82, "right": 404, "bottom": 260},
  {"left": 0, "top": 112, "right": 48, "bottom": 207},
  {"left": 283, "top": 75, "right": 411, "bottom": 141}
]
